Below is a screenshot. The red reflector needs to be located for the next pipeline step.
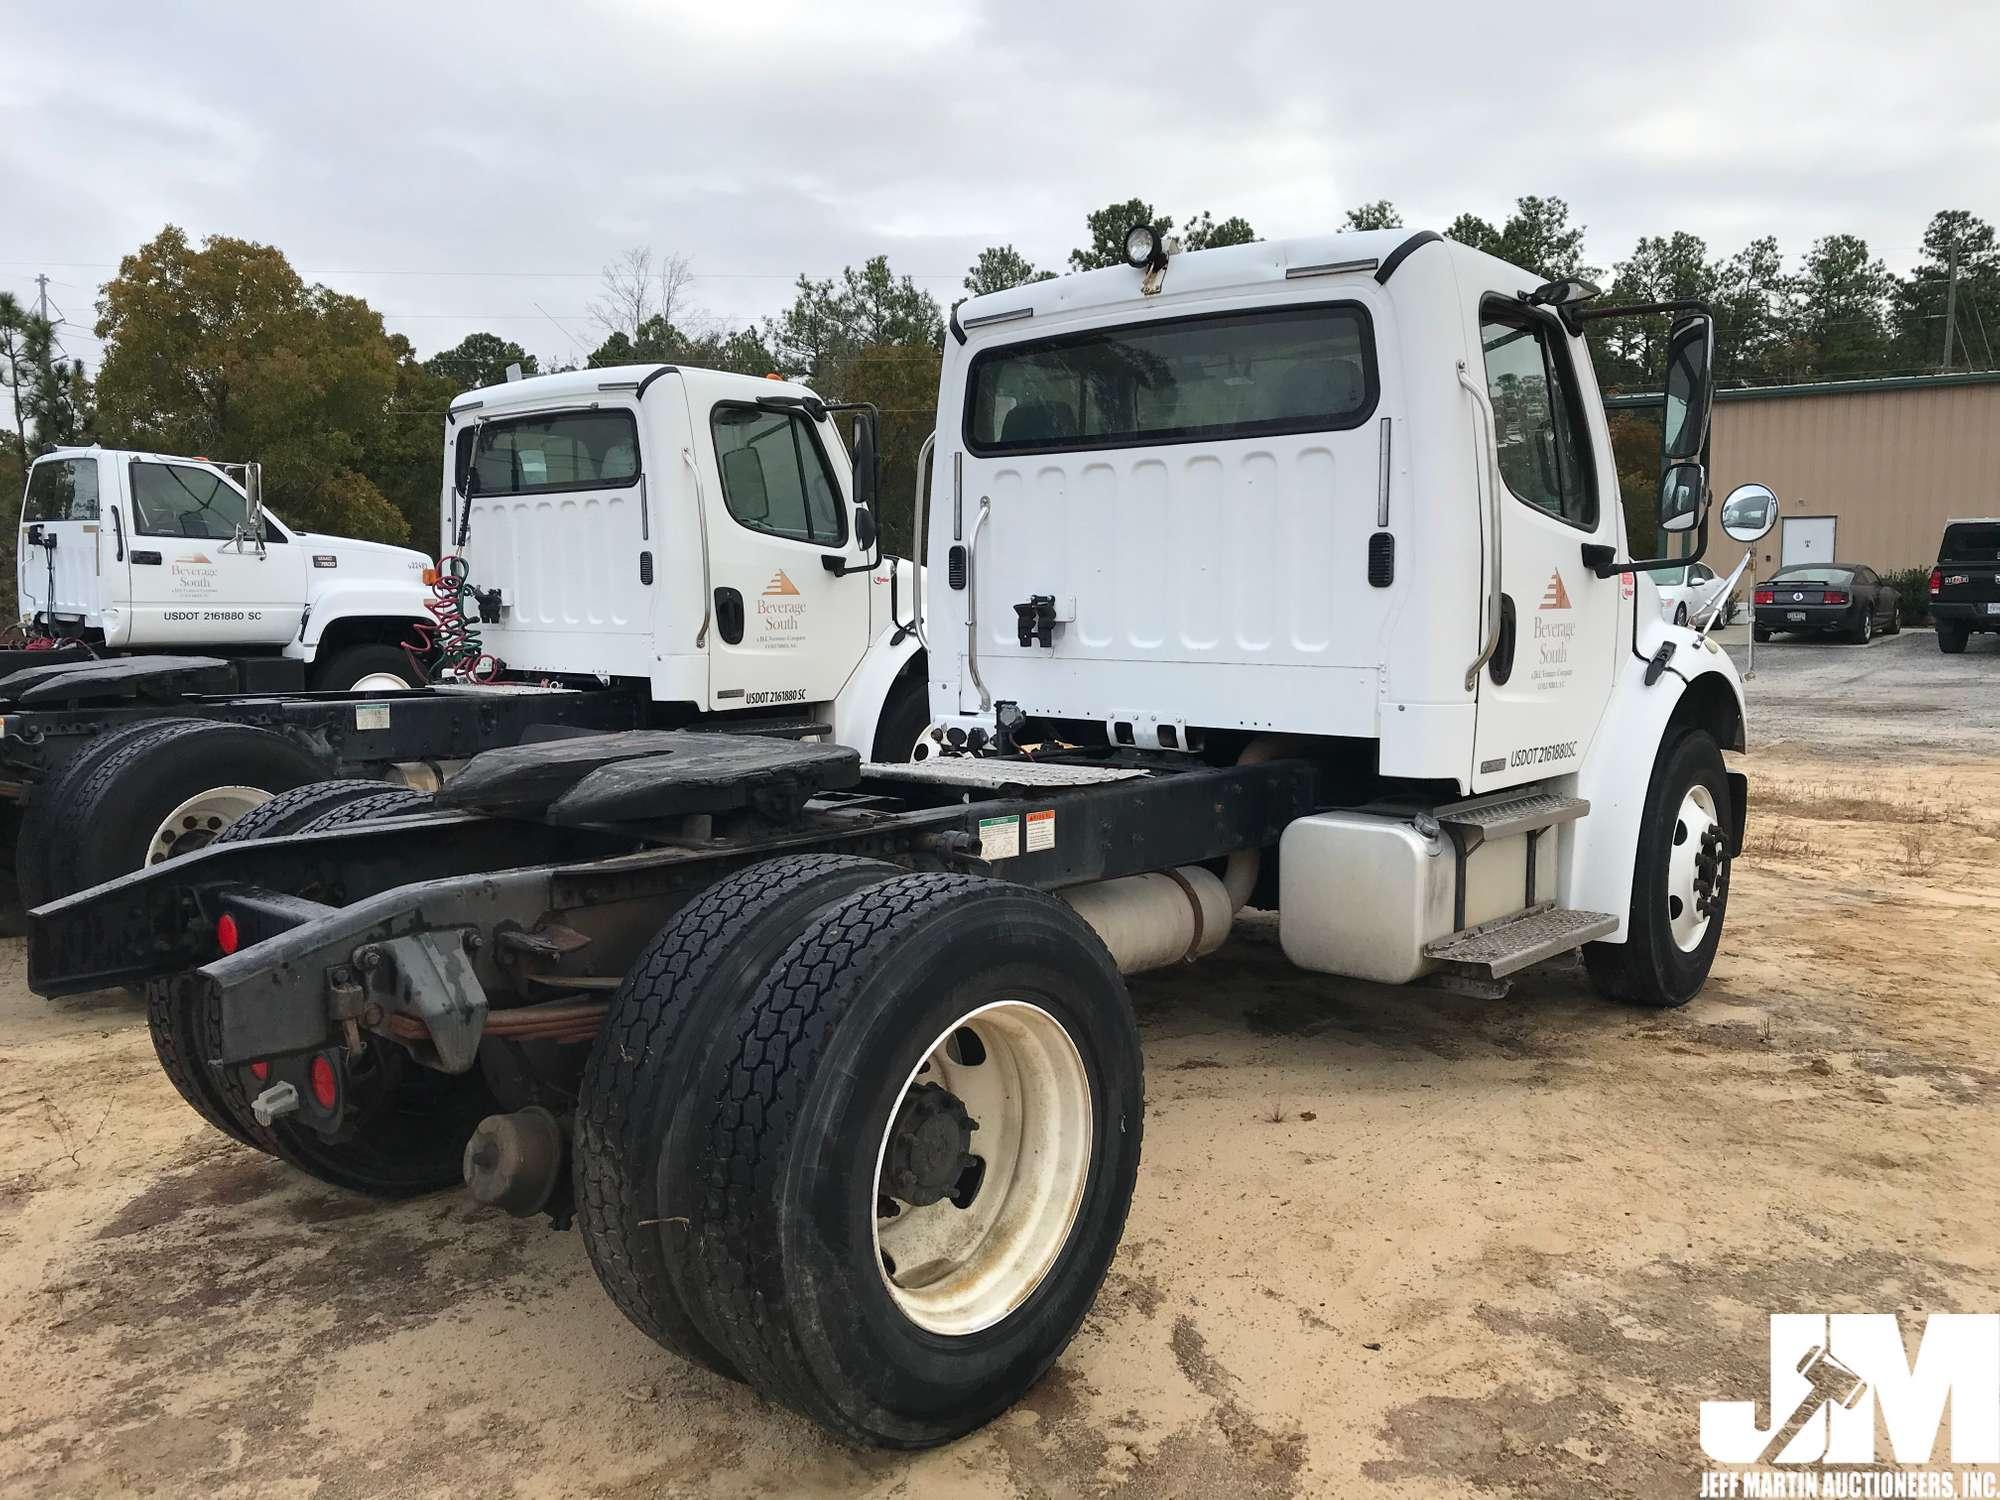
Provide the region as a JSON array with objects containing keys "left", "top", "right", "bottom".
[
  {"left": 1930, "top": 568, "right": 1943, "bottom": 596},
  {"left": 216, "top": 913, "right": 241, "bottom": 954},
  {"left": 249, "top": 1060, "right": 269, "bottom": 1082},
  {"left": 309, "top": 1054, "right": 338, "bottom": 1110},
  {"left": 1754, "top": 589, "right": 1774, "bottom": 605},
  {"left": 1822, "top": 591, "right": 1847, "bottom": 605}
]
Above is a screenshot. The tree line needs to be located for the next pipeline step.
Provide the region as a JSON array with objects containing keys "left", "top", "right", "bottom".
[{"left": 2, "top": 196, "right": 1993, "bottom": 571}]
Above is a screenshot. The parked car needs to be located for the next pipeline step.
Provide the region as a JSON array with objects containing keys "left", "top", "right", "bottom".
[
  {"left": 1928, "top": 518, "right": 2000, "bottom": 654},
  {"left": 1654, "top": 561, "right": 1737, "bottom": 627},
  {"left": 1752, "top": 563, "right": 1901, "bottom": 644}
]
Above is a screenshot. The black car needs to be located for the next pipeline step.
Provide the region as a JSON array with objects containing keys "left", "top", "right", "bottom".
[
  {"left": 1928, "top": 518, "right": 2000, "bottom": 654},
  {"left": 1752, "top": 563, "right": 1901, "bottom": 644}
]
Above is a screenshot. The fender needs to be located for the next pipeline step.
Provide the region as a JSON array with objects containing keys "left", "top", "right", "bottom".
[
  {"left": 297, "top": 577, "right": 432, "bottom": 656},
  {"left": 830, "top": 558, "right": 928, "bottom": 757},
  {"left": 1563, "top": 612, "right": 1746, "bottom": 943}
]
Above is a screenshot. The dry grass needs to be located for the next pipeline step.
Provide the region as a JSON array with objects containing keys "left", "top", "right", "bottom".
[
  {"left": 1896, "top": 825, "right": 1942, "bottom": 877},
  {"left": 1744, "top": 819, "right": 1824, "bottom": 862}
]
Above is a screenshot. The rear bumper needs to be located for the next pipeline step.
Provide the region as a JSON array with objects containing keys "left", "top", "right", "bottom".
[
  {"left": 1929, "top": 600, "right": 2000, "bottom": 626},
  {"left": 1754, "top": 604, "right": 1852, "bottom": 631}
]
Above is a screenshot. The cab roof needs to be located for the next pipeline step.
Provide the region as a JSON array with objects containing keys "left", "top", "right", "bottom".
[{"left": 449, "top": 363, "right": 816, "bottom": 418}]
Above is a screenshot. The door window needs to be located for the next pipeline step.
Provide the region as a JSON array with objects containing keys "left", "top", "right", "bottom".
[
  {"left": 1479, "top": 307, "right": 1597, "bottom": 529},
  {"left": 130, "top": 462, "right": 250, "bottom": 538},
  {"left": 710, "top": 404, "right": 846, "bottom": 546},
  {"left": 24, "top": 458, "right": 99, "bottom": 521}
]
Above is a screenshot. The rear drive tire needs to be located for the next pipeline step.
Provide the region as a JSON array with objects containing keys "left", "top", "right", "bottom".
[
  {"left": 211, "top": 778, "right": 397, "bottom": 845},
  {"left": 1583, "top": 729, "right": 1732, "bottom": 1009},
  {"left": 1752, "top": 626, "right": 1772, "bottom": 643},
  {"left": 575, "top": 853, "right": 904, "bottom": 1382},
  {"left": 147, "top": 973, "right": 274, "bottom": 1155},
  {"left": 40, "top": 719, "right": 329, "bottom": 900},
  {"left": 672, "top": 873, "right": 1143, "bottom": 1447},
  {"left": 1850, "top": 609, "right": 1873, "bottom": 644},
  {"left": 1939, "top": 621, "right": 1969, "bottom": 654},
  {"left": 312, "top": 643, "right": 424, "bottom": 692}
]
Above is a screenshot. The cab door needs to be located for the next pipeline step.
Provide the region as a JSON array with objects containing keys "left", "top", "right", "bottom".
[
  {"left": 694, "top": 398, "right": 872, "bottom": 712},
  {"left": 1467, "top": 301, "right": 1620, "bottom": 790},
  {"left": 122, "top": 457, "right": 305, "bottom": 646},
  {"left": 19, "top": 454, "right": 105, "bottom": 630}
]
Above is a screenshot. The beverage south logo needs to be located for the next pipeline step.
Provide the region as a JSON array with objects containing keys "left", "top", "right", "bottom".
[
  {"left": 1698, "top": 1314, "right": 2000, "bottom": 1495},
  {"left": 1541, "top": 569, "right": 1573, "bottom": 610},
  {"left": 757, "top": 569, "right": 806, "bottom": 641}
]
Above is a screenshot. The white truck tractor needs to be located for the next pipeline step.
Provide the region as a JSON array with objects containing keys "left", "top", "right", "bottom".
[
  {"left": 17, "top": 447, "right": 434, "bottom": 691},
  {"left": 32, "top": 225, "right": 1780, "bottom": 1450}
]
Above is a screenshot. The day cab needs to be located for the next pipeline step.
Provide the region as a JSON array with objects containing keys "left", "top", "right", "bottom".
[
  {"left": 441, "top": 365, "right": 929, "bottom": 759},
  {"left": 18, "top": 447, "right": 433, "bottom": 691}
]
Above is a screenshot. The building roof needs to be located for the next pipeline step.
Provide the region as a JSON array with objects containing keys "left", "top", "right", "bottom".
[{"left": 1605, "top": 368, "right": 2000, "bottom": 410}]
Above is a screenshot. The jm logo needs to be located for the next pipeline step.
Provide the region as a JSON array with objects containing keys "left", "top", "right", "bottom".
[{"left": 1701, "top": 1314, "right": 2000, "bottom": 1465}]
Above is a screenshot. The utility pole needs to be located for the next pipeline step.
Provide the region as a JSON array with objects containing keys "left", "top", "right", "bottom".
[
  {"left": 34, "top": 273, "right": 50, "bottom": 323},
  {"left": 1941, "top": 246, "right": 1959, "bottom": 372}
]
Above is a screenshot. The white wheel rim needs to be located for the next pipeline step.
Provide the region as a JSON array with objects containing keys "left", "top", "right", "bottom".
[
  {"left": 871, "top": 1001, "right": 1092, "bottom": 1336},
  {"left": 146, "top": 785, "right": 274, "bottom": 865},
  {"left": 907, "top": 725, "right": 942, "bottom": 763},
  {"left": 348, "top": 672, "right": 413, "bottom": 692},
  {"left": 1665, "top": 783, "right": 1722, "bottom": 952}
]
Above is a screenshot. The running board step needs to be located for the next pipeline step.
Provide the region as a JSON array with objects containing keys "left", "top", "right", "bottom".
[
  {"left": 1425, "top": 903, "right": 1619, "bottom": 978},
  {"left": 1435, "top": 789, "right": 1590, "bottom": 852}
]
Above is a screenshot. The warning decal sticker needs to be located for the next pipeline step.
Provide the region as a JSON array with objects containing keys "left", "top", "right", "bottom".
[
  {"left": 978, "top": 815, "right": 1021, "bottom": 860},
  {"left": 1025, "top": 808, "right": 1055, "bottom": 852}
]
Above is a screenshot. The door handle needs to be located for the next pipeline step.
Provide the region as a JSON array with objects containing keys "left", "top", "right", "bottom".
[
  {"left": 713, "top": 587, "right": 744, "bottom": 645},
  {"left": 131, "top": 550, "right": 162, "bottom": 566}
]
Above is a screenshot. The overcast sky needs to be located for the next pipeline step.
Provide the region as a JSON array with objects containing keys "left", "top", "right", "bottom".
[{"left": 3, "top": 0, "right": 1997, "bottom": 376}]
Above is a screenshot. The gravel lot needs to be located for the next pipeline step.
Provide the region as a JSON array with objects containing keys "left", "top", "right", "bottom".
[{"left": 1, "top": 641, "right": 1996, "bottom": 1498}]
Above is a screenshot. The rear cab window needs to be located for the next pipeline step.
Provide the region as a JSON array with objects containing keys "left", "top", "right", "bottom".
[
  {"left": 710, "top": 404, "right": 846, "bottom": 546},
  {"left": 471, "top": 409, "right": 640, "bottom": 496},
  {"left": 1941, "top": 522, "right": 2000, "bottom": 561},
  {"left": 963, "top": 303, "right": 1377, "bottom": 454},
  {"left": 24, "top": 457, "right": 99, "bottom": 522}
]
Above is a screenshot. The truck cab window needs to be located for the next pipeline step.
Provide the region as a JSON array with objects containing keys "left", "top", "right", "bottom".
[
  {"left": 472, "top": 410, "right": 640, "bottom": 496},
  {"left": 711, "top": 405, "right": 846, "bottom": 546},
  {"left": 24, "top": 458, "right": 99, "bottom": 522},
  {"left": 1480, "top": 307, "right": 1597, "bottom": 529},
  {"left": 130, "top": 462, "right": 249, "bottom": 539}
]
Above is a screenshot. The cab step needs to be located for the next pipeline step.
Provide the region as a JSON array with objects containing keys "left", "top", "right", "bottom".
[
  {"left": 1424, "top": 902, "right": 1618, "bottom": 978},
  {"left": 1435, "top": 789, "right": 1590, "bottom": 852}
]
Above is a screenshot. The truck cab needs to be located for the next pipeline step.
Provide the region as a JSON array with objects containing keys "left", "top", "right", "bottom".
[
  {"left": 17, "top": 447, "right": 434, "bottom": 690},
  {"left": 442, "top": 366, "right": 929, "bottom": 758}
]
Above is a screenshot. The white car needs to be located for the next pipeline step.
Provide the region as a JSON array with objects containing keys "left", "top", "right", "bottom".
[{"left": 1654, "top": 561, "right": 1736, "bottom": 627}]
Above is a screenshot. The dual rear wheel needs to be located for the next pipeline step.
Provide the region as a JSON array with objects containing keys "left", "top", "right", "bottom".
[{"left": 573, "top": 857, "right": 1143, "bottom": 1447}]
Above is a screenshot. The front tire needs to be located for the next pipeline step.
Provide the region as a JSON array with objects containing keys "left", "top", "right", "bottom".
[
  {"left": 673, "top": 873, "right": 1143, "bottom": 1447},
  {"left": 1673, "top": 602, "right": 1689, "bottom": 628},
  {"left": 1583, "top": 730, "right": 1732, "bottom": 1009},
  {"left": 870, "top": 670, "right": 934, "bottom": 763},
  {"left": 312, "top": 643, "right": 424, "bottom": 692}
]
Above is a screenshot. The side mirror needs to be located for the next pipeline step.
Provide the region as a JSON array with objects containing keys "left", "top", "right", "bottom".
[
  {"left": 1661, "top": 314, "right": 1715, "bottom": 463},
  {"left": 851, "top": 413, "right": 878, "bottom": 511},
  {"left": 854, "top": 506, "right": 878, "bottom": 552},
  {"left": 1659, "top": 461, "right": 1706, "bottom": 534},
  {"left": 243, "top": 461, "right": 265, "bottom": 535},
  {"left": 1720, "top": 482, "right": 1778, "bottom": 543}
]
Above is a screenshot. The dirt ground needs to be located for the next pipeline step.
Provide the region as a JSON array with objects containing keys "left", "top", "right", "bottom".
[{"left": 3, "top": 635, "right": 1997, "bottom": 1498}]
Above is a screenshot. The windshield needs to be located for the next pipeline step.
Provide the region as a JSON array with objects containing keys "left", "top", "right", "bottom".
[{"left": 1772, "top": 566, "right": 1852, "bottom": 585}]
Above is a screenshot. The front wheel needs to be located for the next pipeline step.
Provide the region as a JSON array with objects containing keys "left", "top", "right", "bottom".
[
  {"left": 870, "top": 670, "right": 935, "bottom": 763},
  {"left": 312, "top": 643, "right": 425, "bottom": 692},
  {"left": 1583, "top": 730, "right": 1733, "bottom": 1009},
  {"left": 672, "top": 873, "right": 1142, "bottom": 1447},
  {"left": 1673, "top": 603, "right": 1689, "bottom": 628}
]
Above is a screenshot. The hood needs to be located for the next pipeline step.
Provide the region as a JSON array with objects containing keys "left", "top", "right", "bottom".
[{"left": 295, "top": 531, "right": 433, "bottom": 579}]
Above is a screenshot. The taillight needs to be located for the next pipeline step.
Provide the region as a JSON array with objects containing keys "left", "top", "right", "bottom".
[
  {"left": 1930, "top": 568, "right": 1943, "bottom": 596},
  {"left": 1754, "top": 588, "right": 1774, "bottom": 605},
  {"left": 308, "top": 1054, "right": 339, "bottom": 1110},
  {"left": 249, "top": 1060, "right": 270, "bottom": 1082},
  {"left": 1822, "top": 591, "right": 1848, "bottom": 605},
  {"left": 216, "top": 913, "right": 241, "bottom": 954}
]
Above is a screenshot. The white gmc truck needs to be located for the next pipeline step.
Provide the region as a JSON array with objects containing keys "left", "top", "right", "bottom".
[
  {"left": 17, "top": 447, "right": 433, "bottom": 691},
  {"left": 32, "top": 224, "right": 1781, "bottom": 1450}
]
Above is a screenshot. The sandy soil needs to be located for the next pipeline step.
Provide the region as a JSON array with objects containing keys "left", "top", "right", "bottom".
[{"left": 3, "top": 739, "right": 1998, "bottom": 1498}]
